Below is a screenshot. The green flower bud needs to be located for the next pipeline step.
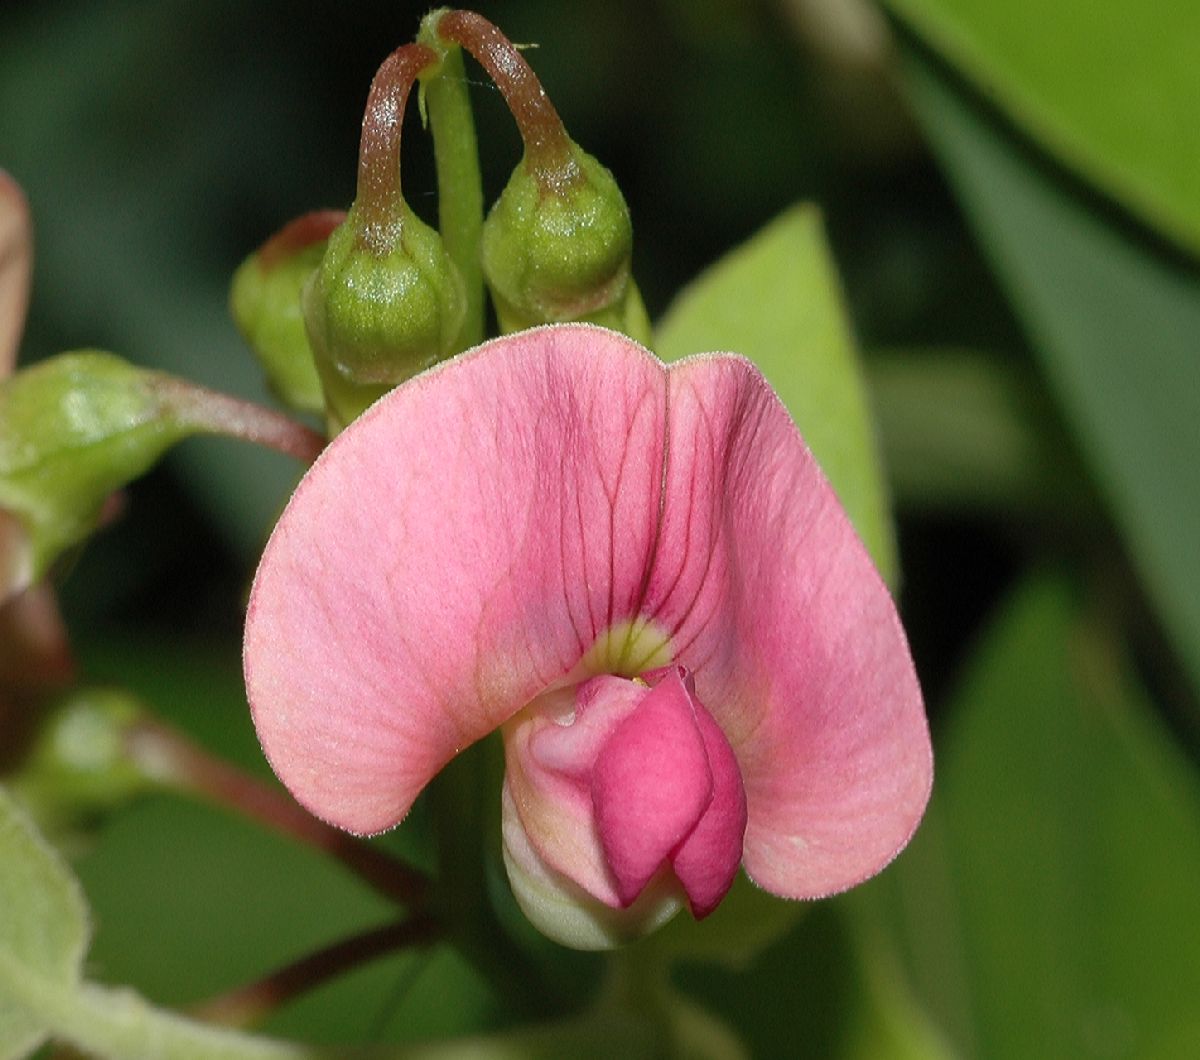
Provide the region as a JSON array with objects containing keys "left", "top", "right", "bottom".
[
  {"left": 9, "top": 688, "right": 154, "bottom": 842},
  {"left": 0, "top": 352, "right": 192, "bottom": 594},
  {"left": 482, "top": 145, "right": 636, "bottom": 332},
  {"left": 297, "top": 42, "right": 466, "bottom": 431},
  {"left": 302, "top": 203, "right": 465, "bottom": 429},
  {"left": 229, "top": 210, "right": 342, "bottom": 415}
]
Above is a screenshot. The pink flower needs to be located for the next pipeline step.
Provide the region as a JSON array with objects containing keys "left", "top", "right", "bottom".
[{"left": 244, "top": 324, "right": 931, "bottom": 947}]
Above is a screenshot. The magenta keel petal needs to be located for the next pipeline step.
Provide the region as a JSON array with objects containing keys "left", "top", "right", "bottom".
[
  {"left": 591, "top": 668, "right": 715, "bottom": 905},
  {"left": 670, "top": 697, "right": 747, "bottom": 918}
]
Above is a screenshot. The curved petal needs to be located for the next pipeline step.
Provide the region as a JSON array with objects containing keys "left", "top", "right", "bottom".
[
  {"left": 245, "top": 325, "right": 668, "bottom": 832},
  {"left": 592, "top": 667, "right": 713, "bottom": 905},
  {"left": 500, "top": 782, "right": 681, "bottom": 950},
  {"left": 670, "top": 695, "right": 747, "bottom": 917},
  {"left": 647, "top": 355, "right": 931, "bottom": 898},
  {"left": 505, "top": 676, "right": 646, "bottom": 905},
  {"left": 0, "top": 171, "right": 32, "bottom": 377}
]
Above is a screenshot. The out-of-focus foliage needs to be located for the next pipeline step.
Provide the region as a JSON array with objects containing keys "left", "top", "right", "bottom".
[
  {"left": 854, "top": 574, "right": 1200, "bottom": 1058},
  {"left": 881, "top": 0, "right": 1200, "bottom": 254},
  {"left": 900, "top": 45, "right": 1200, "bottom": 706}
]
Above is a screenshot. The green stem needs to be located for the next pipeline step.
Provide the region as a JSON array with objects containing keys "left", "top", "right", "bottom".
[
  {"left": 417, "top": 21, "right": 482, "bottom": 348},
  {"left": 417, "top": 18, "right": 485, "bottom": 349},
  {"left": 0, "top": 951, "right": 315, "bottom": 1060}
]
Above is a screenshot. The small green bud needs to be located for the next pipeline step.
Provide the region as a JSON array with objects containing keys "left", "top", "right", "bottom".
[
  {"left": 0, "top": 351, "right": 191, "bottom": 592},
  {"left": 9, "top": 688, "right": 154, "bottom": 842},
  {"left": 302, "top": 203, "right": 465, "bottom": 428},
  {"left": 482, "top": 145, "right": 636, "bottom": 333},
  {"left": 230, "top": 210, "right": 342, "bottom": 415}
]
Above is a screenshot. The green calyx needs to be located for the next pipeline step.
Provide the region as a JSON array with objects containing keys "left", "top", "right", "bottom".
[
  {"left": 229, "top": 211, "right": 341, "bottom": 415},
  {"left": 482, "top": 144, "right": 635, "bottom": 332},
  {"left": 8, "top": 688, "right": 153, "bottom": 842},
  {"left": 303, "top": 204, "right": 466, "bottom": 428},
  {"left": 0, "top": 352, "right": 191, "bottom": 596}
]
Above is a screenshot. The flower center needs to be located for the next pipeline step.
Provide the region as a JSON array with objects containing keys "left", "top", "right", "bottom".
[{"left": 579, "top": 617, "right": 672, "bottom": 677}]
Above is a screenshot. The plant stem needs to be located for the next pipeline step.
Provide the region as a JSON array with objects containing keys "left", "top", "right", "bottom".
[
  {"left": 152, "top": 376, "right": 327, "bottom": 462},
  {"left": 416, "top": 21, "right": 485, "bottom": 349},
  {"left": 192, "top": 914, "right": 440, "bottom": 1028},
  {"left": 355, "top": 43, "right": 437, "bottom": 253},
  {"left": 124, "top": 717, "right": 431, "bottom": 908},
  {"left": 432, "top": 10, "right": 579, "bottom": 192}
]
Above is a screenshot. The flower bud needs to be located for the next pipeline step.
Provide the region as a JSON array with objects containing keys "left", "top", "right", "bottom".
[
  {"left": 229, "top": 210, "right": 342, "bottom": 415},
  {"left": 8, "top": 688, "right": 154, "bottom": 841},
  {"left": 482, "top": 145, "right": 640, "bottom": 334},
  {"left": 299, "top": 42, "right": 465, "bottom": 431},
  {"left": 302, "top": 203, "right": 465, "bottom": 429},
  {"left": 0, "top": 351, "right": 191, "bottom": 594}
]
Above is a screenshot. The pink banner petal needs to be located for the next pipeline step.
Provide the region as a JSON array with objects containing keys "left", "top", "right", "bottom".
[
  {"left": 651, "top": 355, "right": 931, "bottom": 898},
  {"left": 246, "top": 326, "right": 667, "bottom": 833}
]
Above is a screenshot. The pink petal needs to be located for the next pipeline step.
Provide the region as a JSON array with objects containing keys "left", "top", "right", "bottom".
[
  {"left": 500, "top": 781, "right": 681, "bottom": 950},
  {"left": 504, "top": 676, "right": 647, "bottom": 905},
  {"left": 0, "top": 171, "right": 31, "bottom": 378},
  {"left": 591, "top": 667, "right": 713, "bottom": 906},
  {"left": 245, "top": 326, "right": 668, "bottom": 833},
  {"left": 648, "top": 355, "right": 931, "bottom": 898},
  {"left": 670, "top": 691, "right": 747, "bottom": 917}
]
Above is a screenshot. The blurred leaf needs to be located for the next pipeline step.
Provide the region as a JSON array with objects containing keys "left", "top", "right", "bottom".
[
  {"left": 899, "top": 51, "right": 1200, "bottom": 697},
  {"left": 881, "top": 0, "right": 1200, "bottom": 254},
  {"left": 868, "top": 348, "right": 1089, "bottom": 515},
  {"left": 0, "top": 783, "right": 88, "bottom": 1058},
  {"left": 856, "top": 573, "right": 1200, "bottom": 1058},
  {"left": 72, "top": 631, "right": 495, "bottom": 1045},
  {"left": 657, "top": 205, "right": 897, "bottom": 585}
]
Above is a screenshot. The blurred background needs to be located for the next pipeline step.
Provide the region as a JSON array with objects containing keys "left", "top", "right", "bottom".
[{"left": 2, "top": 0, "right": 1197, "bottom": 1055}]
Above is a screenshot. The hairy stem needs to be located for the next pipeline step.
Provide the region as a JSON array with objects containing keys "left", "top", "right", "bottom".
[
  {"left": 356, "top": 43, "right": 437, "bottom": 253},
  {"left": 434, "top": 10, "right": 578, "bottom": 192},
  {"left": 152, "top": 376, "right": 327, "bottom": 462}
]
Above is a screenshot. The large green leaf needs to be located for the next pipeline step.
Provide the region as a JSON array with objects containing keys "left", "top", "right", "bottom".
[
  {"left": 657, "top": 205, "right": 897, "bottom": 585},
  {"left": 881, "top": 0, "right": 1200, "bottom": 254},
  {"left": 0, "top": 784, "right": 89, "bottom": 1058},
  {"left": 854, "top": 574, "right": 1200, "bottom": 1058},
  {"left": 899, "top": 51, "right": 1200, "bottom": 697}
]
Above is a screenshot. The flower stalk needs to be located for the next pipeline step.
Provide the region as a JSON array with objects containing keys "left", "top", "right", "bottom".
[{"left": 124, "top": 716, "right": 431, "bottom": 908}]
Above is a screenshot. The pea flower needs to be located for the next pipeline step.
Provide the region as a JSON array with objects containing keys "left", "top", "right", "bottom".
[{"left": 244, "top": 324, "right": 931, "bottom": 948}]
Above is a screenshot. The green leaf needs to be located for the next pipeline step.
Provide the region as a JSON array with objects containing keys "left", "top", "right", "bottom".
[
  {"left": 0, "top": 783, "right": 88, "bottom": 1058},
  {"left": 900, "top": 51, "right": 1200, "bottom": 697},
  {"left": 657, "top": 206, "right": 897, "bottom": 585},
  {"left": 867, "top": 348, "right": 1091, "bottom": 516},
  {"left": 881, "top": 0, "right": 1200, "bottom": 254},
  {"left": 856, "top": 573, "right": 1200, "bottom": 1057}
]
